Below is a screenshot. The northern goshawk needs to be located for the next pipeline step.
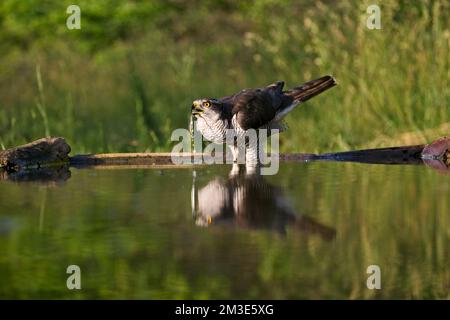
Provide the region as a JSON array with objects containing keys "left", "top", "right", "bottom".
[{"left": 191, "top": 75, "right": 336, "bottom": 164}]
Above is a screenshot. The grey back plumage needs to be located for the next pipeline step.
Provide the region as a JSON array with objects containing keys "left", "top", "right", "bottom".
[
  {"left": 216, "top": 81, "right": 290, "bottom": 130},
  {"left": 192, "top": 75, "right": 336, "bottom": 148},
  {"left": 214, "top": 75, "right": 336, "bottom": 131}
]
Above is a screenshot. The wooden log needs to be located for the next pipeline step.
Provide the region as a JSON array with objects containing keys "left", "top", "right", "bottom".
[
  {"left": 70, "top": 153, "right": 199, "bottom": 167},
  {"left": 69, "top": 152, "right": 317, "bottom": 167},
  {"left": 0, "top": 136, "right": 449, "bottom": 172},
  {"left": 313, "top": 145, "right": 426, "bottom": 165},
  {"left": 0, "top": 137, "right": 70, "bottom": 171}
]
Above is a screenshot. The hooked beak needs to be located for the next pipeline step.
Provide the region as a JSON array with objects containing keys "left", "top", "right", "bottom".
[{"left": 191, "top": 102, "right": 203, "bottom": 116}]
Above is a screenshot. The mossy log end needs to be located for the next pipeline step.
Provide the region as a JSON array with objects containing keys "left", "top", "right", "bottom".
[
  {"left": 0, "top": 137, "right": 71, "bottom": 171},
  {"left": 422, "top": 136, "right": 450, "bottom": 164}
]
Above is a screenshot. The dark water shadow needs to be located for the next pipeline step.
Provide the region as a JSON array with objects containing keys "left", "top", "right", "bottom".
[{"left": 191, "top": 165, "right": 336, "bottom": 240}]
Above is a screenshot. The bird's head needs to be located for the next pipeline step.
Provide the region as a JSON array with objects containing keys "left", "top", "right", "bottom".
[{"left": 191, "top": 98, "right": 221, "bottom": 120}]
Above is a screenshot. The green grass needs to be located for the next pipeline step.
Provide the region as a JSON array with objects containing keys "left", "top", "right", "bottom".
[{"left": 0, "top": 0, "right": 448, "bottom": 154}]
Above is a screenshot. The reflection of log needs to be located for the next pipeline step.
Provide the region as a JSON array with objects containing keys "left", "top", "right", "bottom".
[
  {"left": 0, "top": 137, "right": 70, "bottom": 171},
  {"left": 0, "top": 165, "right": 71, "bottom": 185}
]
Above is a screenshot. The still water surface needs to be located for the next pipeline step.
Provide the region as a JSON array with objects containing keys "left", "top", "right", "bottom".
[{"left": 0, "top": 162, "right": 448, "bottom": 299}]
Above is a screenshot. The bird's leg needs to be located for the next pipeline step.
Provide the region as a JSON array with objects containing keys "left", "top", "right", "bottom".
[
  {"left": 245, "top": 135, "right": 260, "bottom": 165},
  {"left": 245, "top": 141, "right": 260, "bottom": 175},
  {"left": 245, "top": 129, "right": 270, "bottom": 175}
]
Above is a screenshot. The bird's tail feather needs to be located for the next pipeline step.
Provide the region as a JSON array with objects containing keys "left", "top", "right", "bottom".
[{"left": 285, "top": 75, "right": 337, "bottom": 103}]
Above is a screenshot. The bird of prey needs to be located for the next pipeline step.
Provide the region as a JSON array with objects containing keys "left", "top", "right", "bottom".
[{"left": 191, "top": 75, "right": 337, "bottom": 164}]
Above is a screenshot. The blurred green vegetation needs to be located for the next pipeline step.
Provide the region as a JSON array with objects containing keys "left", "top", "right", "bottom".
[
  {"left": 0, "top": 0, "right": 449, "bottom": 153},
  {"left": 0, "top": 163, "right": 449, "bottom": 299}
]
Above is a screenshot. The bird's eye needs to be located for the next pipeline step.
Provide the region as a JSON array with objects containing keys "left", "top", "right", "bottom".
[{"left": 203, "top": 101, "right": 211, "bottom": 108}]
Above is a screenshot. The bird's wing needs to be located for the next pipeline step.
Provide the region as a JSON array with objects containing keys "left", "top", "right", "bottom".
[{"left": 229, "top": 89, "right": 277, "bottom": 130}]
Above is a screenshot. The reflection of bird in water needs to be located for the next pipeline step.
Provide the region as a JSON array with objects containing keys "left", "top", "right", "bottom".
[{"left": 191, "top": 166, "right": 335, "bottom": 240}]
